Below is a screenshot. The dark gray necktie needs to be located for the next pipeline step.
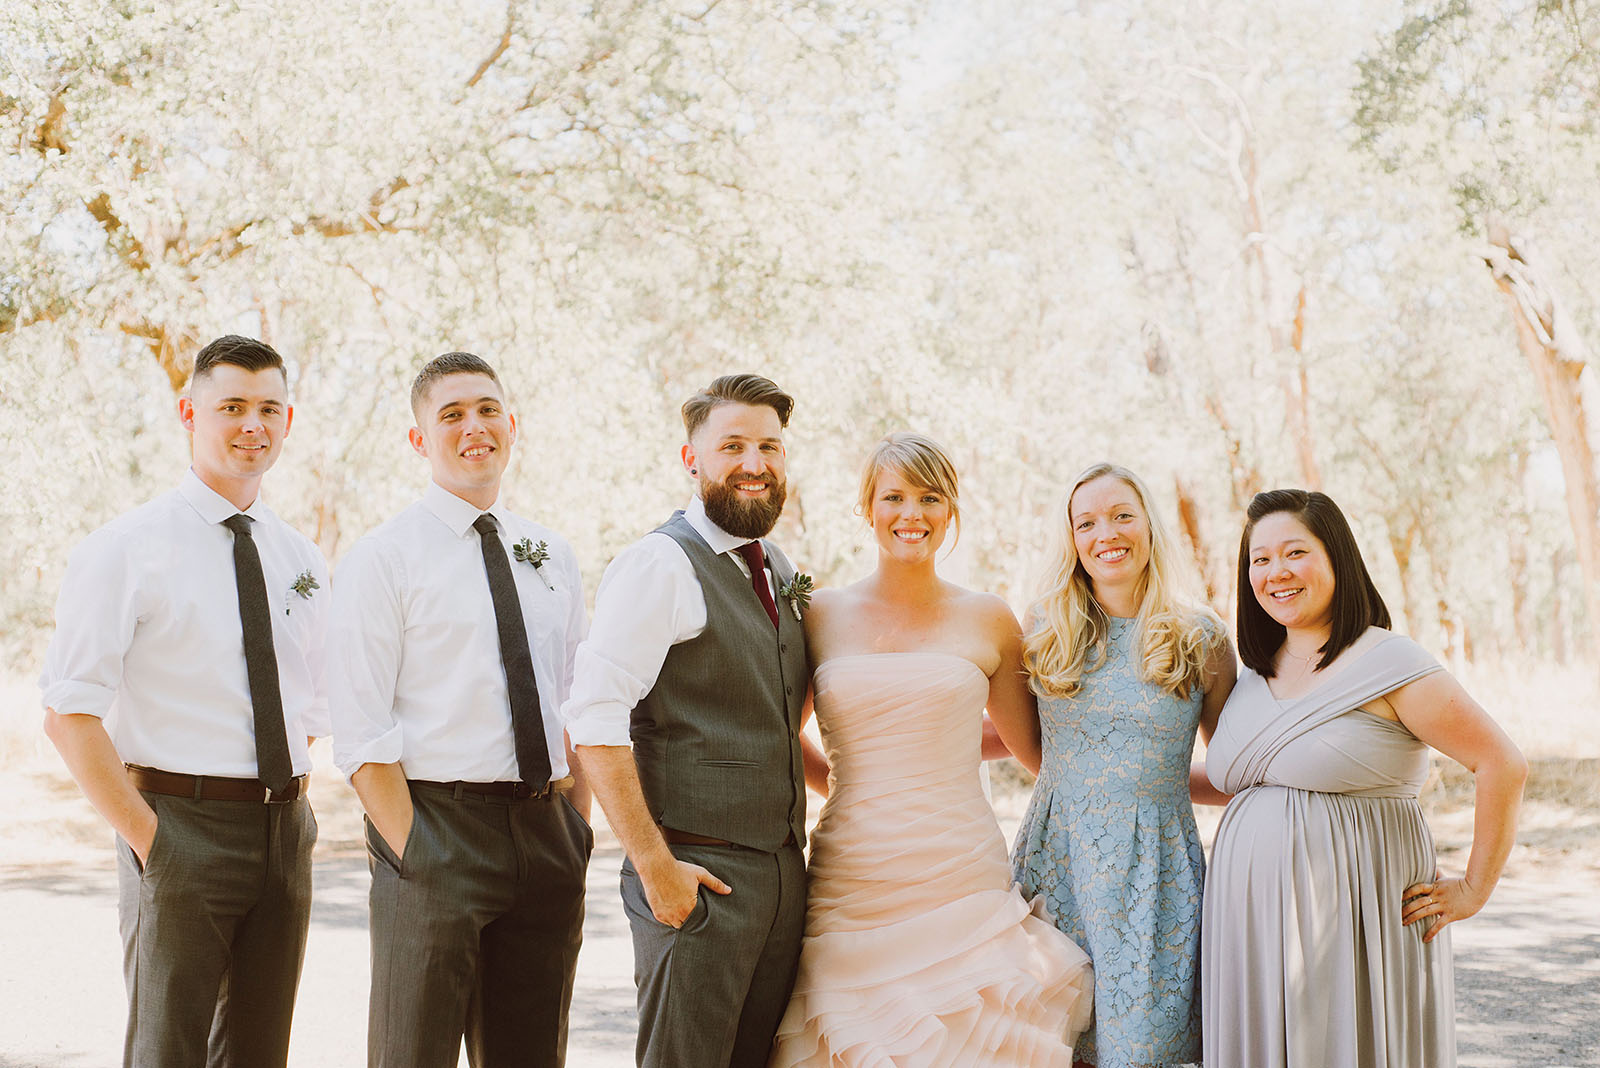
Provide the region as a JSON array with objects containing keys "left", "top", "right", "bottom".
[
  {"left": 222, "top": 514, "right": 292, "bottom": 793},
  {"left": 472, "top": 514, "right": 552, "bottom": 788}
]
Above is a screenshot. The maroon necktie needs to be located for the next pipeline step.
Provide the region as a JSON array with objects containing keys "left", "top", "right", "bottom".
[{"left": 735, "top": 540, "right": 780, "bottom": 629}]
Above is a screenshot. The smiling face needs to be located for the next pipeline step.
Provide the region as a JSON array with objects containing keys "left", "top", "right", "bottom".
[
  {"left": 1069, "top": 475, "right": 1152, "bottom": 595},
  {"left": 179, "top": 364, "right": 292, "bottom": 508},
  {"left": 870, "top": 468, "right": 952, "bottom": 562},
  {"left": 683, "top": 400, "right": 787, "bottom": 539},
  {"left": 1248, "top": 511, "right": 1336, "bottom": 633},
  {"left": 407, "top": 372, "right": 516, "bottom": 509}
]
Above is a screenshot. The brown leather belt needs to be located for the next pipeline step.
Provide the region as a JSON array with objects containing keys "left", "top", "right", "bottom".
[
  {"left": 410, "top": 775, "right": 575, "bottom": 801},
  {"left": 660, "top": 827, "right": 797, "bottom": 848},
  {"left": 126, "top": 765, "right": 308, "bottom": 804}
]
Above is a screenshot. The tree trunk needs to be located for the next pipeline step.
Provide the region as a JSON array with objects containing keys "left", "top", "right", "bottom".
[
  {"left": 1507, "top": 449, "right": 1533, "bottom": 657},
  {"left": 1551, "top": 546, "right": 1571, "bottom": 666},
  {"left": 1387, "top": 519, "right": 1425, "bottom": 637},
  {"left": 1173, "top": 475, "right": 1222, "bottom": 605},
  {"left": 1481, "top": 220, "right": 1600, "bottom": 674}
]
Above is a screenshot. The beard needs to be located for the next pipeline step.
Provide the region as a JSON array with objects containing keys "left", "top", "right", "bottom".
[{"left": 701, "top": 470, "right": 788, "bottom": 539}]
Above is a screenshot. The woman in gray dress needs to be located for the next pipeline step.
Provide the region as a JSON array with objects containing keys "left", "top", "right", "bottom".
[{"left": 1203, "top": 489, "right": 1527, "bottom": 1068}]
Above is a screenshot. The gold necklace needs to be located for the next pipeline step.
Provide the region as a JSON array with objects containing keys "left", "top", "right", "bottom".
[{"left": 1278, "top": 645, "right": 1317, "bottom": 684}]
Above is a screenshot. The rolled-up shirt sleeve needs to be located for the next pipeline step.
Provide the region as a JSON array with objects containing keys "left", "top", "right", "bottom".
[
  {"left": 328, "top": 539, "right": 407, "bottom": 778},
  {"left": 562, "top": 534, "right": 704, "bottom": 748},
  {"left": 40, "top": 527, "right": 143, "bottom": 720}
]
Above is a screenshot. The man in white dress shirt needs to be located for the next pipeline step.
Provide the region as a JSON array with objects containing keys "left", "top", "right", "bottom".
[
  {"left": 40, "top": 335, "right": 329, "bottom": 1068},
  {"left": 330, "top": 352, "right": 592, "bottom": 1068},
  {"left": 564, "top": 374, "right": 812, "bottom": 1068}
]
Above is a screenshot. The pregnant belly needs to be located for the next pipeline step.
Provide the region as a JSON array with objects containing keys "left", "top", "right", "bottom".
[{"left": 1213, "top": 784, "right": 1439, "bottom": 898}]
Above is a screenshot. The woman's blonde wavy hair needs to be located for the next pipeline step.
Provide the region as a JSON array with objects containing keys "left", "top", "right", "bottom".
[{"left": 1024, "top": 463, "right": 1221, "bottom": 700}]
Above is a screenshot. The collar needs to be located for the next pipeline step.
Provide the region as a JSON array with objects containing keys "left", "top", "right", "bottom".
[
  {"left": 180, "top": 468, "right": 269, "bottom": 525},
  {"left": 684, "top": 495, "right": 755, "bottom": 556},
  {"left": 423, "top": 481, "right": 511, "bottom": 538}
]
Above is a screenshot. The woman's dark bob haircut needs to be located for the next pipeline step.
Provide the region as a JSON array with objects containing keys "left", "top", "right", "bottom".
[{"left": 1236, "top": 488, "right": 1391, "bottom": 678}]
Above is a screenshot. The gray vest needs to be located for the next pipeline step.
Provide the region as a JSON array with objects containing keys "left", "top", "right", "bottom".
[{"left": 631, "top": 512, "right": 808, "bottom": 851}]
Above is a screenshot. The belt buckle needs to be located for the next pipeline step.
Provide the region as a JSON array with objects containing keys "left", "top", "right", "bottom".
[{"left": 263, "top": 784, "right": 275, "bottom": 803}]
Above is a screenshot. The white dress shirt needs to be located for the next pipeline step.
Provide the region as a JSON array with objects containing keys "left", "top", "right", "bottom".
[
  {"left": 39, "top": 469, "right": 330, "bottom": 777},
  {"left": 329, "top": 482, "right": 586, "bottom": 782},
  {"left": 562, "top": 496, "right": 774, "bottom": 748}
]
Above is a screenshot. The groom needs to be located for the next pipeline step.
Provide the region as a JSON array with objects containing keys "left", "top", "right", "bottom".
[{"left": 564, "top": 373, "right": 809, "bottom": 1068}]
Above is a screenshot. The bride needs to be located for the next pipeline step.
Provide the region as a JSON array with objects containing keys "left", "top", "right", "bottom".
[{"left": 769, "top": 432, "right": 1093, "bottom": 1067}]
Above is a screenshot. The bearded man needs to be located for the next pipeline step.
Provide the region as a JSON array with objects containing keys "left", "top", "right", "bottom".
[{"left": 563, "top": 374, "right": 813, "bottom": 1068}]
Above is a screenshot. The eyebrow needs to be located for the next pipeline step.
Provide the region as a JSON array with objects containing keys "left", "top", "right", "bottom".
[
  {"left": 218, "top": 396, "right": 285, "bottom": 406},
  {"left": 434, "top": 395, "right": 501, "bottom": 415},
  {"left": 1250, "top": 538, "right": 1310, "bottom": 552},
  {"left": 1071, "top": 501, "right": 1137, "bottom": 518}
]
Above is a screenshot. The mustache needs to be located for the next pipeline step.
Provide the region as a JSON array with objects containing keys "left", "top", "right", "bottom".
[{"left": 719, "top": 471, "right": 778, "bottom": 489}]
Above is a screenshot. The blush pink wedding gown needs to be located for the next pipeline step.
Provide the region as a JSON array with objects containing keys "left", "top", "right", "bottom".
[{"left": 769, "top": 652, "right": 1093, "bottom": 1067}]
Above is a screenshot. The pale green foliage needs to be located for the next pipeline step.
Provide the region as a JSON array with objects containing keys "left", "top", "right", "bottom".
[{"left": 0, "top": 0, "right": 1593, "bottom": 679}]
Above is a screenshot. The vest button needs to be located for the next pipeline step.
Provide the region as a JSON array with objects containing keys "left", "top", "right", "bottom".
[
  {"left": 780, "top": 643, "right": 787, "bottom": 653},
  {"left": 786, "top": 686, "right": 794, "bottom": 695}
]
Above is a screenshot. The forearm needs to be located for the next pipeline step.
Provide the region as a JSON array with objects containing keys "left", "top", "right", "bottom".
[
  {"left": 984, "top": 716, "right": 1040, "bottom": 774},
  {"left": 801, "top": 735, "right": 831, "bottom": 798},
  {"left": 575, "top": 744, "right": 674, "bottom": 875},
  {"left": 351, "top": 761, "right": 413, "bottom": 853},
  {"left": 1461, "top": 748, "right": 1528, "bottom": 899},
  {"left": 563, "top": 735, "right": 592, "bottom": 821},
  {"left": 42, "top": 711, "right": 155, "bottom": 849},
  {"left": 1189, "top": 761, "right": 1232, "bottom": 806}
]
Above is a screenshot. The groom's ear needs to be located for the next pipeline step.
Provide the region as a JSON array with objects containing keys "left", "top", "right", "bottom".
[
  {"left": 408, "top": 426, "right": 427, "bottom": 458},
  {"left": 680, "top": 440, "right": 697, "bottom": 477}
]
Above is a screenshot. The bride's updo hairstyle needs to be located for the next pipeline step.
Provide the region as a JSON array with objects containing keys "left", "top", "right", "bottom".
[
  {"left": 855, "top": 432, "right": 961, "bottom": 550},
  {"left": 1025, "top": 462, "right": 1222, "bottom": 700}
]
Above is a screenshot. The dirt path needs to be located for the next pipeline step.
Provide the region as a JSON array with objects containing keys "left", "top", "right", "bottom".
[{"left": 3, "top": 762, "right": 1597, "bottom": 1067}]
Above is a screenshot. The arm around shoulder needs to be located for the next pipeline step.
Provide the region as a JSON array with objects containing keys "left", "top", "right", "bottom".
[
  {"left": 980, "top": 594, "right": 1042, "bottom": 775},
  {"left": 1197, "top": 628, "right": 1238, "bottom": 746}
]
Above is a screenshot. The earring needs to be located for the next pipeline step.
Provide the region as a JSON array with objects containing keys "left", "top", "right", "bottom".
[{"left": 690, "top": 468, "right": 698, "bottom": 476}]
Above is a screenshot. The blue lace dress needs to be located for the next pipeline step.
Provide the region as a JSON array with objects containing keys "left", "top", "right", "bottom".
[{"left": 1011, "top": 616, "right": 1205, "bottom": 1067}]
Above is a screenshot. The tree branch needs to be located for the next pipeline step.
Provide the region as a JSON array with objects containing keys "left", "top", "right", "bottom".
[{"left": 467, "top": 2, "right": 516, "bottom": 88}]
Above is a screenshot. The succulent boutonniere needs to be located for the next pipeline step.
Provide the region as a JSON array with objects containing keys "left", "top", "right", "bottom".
[
  {"left": 286, "top": 569, "right": 320, "bottom": 615},
  {"left": 777, "top": 573, "right": 814, "bottom": 622},
  {"left": 512, "top": 537, "right": 555, "bottom": 590}
]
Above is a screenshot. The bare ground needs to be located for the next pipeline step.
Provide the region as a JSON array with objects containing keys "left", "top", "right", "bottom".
[{"left": 3, "top": 751, "right": 1597, "bottom": 1067}]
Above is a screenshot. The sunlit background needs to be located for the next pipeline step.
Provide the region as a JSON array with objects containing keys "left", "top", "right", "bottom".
[{"left": 4, "top": 3, "right": 1599, "bottom": 1063}]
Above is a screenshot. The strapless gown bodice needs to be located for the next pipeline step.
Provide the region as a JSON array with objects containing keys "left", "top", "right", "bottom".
[{"left": 769, "top": 653, "right": 1093, "bottom": 1067}]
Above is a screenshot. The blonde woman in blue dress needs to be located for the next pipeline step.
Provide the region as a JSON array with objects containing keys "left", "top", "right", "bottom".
[
  {"left": 771, "top": 432, "right": 1093, "bottom": 1067},
  {"left": 1012, "top": 463, "right": 1235, "bottom": 1068}
]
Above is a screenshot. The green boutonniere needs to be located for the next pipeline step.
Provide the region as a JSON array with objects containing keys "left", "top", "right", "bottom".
[
  {"left": 286, "top": 569, "right": 319, "bottom": 615},
  {"left": 777, "top": 573, "right": 814, "bottom": 622},
  {"left": 512, "top": 537, "right": 555, "bottom": 589}
]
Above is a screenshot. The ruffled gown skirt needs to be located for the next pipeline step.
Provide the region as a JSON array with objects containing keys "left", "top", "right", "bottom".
[{"left": 769, "top": 653, "right": 1093, "bottom": 1067}]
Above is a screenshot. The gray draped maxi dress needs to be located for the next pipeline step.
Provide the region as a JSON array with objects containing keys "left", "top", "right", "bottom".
[{"left": 1202, "top": 630, "right": 1455, "bottom": 1068}]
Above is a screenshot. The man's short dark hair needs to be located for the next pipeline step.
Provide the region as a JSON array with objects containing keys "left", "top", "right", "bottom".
[
  {"left": 191, "top": 335, "right": 286, "bottom": 385},
  {"left": 410, "top": 352, "right": 502, "bottom": 417},
  {"left": 681, "top": 374, "right": 794, "bottom": 440},
  {"left": 1235, "top": 488, "right": 1392, "bottom": 678}
]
